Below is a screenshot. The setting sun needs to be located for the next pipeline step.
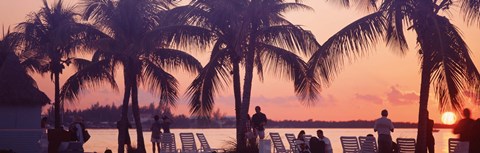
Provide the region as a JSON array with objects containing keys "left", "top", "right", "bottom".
[{"left": 441, "top": 112, "right": 457, "bottom": 125}]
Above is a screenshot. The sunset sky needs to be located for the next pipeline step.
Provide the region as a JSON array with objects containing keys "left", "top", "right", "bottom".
[{"left": 1, "top": 0, "right": 480, "bottom": 123}]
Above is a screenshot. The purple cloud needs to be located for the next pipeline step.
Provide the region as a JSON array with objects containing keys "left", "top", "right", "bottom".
[
  {"left": 386, "top": 86, "right": 418, "bottom": 105},
  {"left": 355, "top": 93, "right": 383, "bottom": 104}
]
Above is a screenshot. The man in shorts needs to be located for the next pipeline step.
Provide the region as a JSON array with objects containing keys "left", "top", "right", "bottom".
[{"left": 252, "top": 106, "right": 267, "bottom": 139}]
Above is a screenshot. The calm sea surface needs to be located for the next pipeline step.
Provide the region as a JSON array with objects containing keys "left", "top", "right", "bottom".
[{"left": 84, "top": 128, "right": 455, "bottom": 153}]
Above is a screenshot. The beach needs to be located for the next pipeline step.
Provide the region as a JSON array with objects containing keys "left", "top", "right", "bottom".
[{"left": 84, "top": 128, "right": 455, "bottom": 153}]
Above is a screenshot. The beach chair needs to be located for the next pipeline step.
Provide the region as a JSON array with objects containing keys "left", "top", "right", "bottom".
[
  {"left": 180, "top": 133, "right": 198, "bottom": 153},
  {"left": 448, "top": 138, "right": 460, "bottom": 153},
  {"left": 285, "top": 133, "right": 299, "bottom": 153},
  {"left": 396, "top": 138, "right": 416, "bottom": 153},
  {"left": 358, "top": 136, "right": 377, "bottom": 153},
  {"left": 161, "top": 133, "right": 179, "bottom": 153},
  {"left": 270, "top": 132, "right": 288, "bottom": 153},
  {"left": 196, "top": 133, "right": 225, "bottom": 153},
  {"left": 340, "top": 136, "right": 360, "bottom": 153}
]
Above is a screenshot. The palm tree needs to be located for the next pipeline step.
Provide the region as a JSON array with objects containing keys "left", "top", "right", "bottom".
[
  {"left": 182, "top": 0, "right": 319, "bottom": 151},
  {"left": 308, "top": 1, "right": 480, "bottom": 152},
  {"left": 82, "top": 0, "right": 210, "bottom": 151},
  {"left": 16, "top": 0, "right": 99, "bottom": 130}
]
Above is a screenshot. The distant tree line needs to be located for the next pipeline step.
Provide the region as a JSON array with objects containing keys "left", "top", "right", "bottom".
[{"left": 44, "top": 103, "right": 453, "bottom": 129}]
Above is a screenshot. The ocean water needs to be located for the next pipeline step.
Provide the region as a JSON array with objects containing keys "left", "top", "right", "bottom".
[{"left": 84, "top": 128, "right": 455, "bottom": 153}]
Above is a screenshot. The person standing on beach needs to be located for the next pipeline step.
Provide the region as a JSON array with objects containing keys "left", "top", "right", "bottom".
[
  {"left": 252, "top": 106, "right": 267, "bottom": 139},
  {"left": 374, "top": 109, "right": 394, "bottom": 153},
  {"left": 151, "top": 115, "right": 162, "bottom": 153},
  {"left": 317, "top": 129, "right": 332, "bottom": 153},
  {"left": 453, "top": 108, "right": 475, "bottom": 153},
  {"left": 426, "top": 111, "right": 435, "bottom": 153}
]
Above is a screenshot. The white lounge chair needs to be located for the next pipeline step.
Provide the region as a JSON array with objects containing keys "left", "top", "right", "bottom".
[
  {"left": 285, "top": 133, "right": 299, "bottom": 153},
  {"left": 270, "top": 132, "right": 288, "bottom": 153},
  {"left": 196, "top": 133, "right": 225, "bottom": 153},
  {"left": 180, "top": 133, "right": 198, "bottom": 153},
  {"left": 358, "top": 136, "right": 377, "bottom": 153},
  {"left": 340, "top": 136, "right": 360, "bottom": 153},
  {"left": 396, "top": 138, "right": 415, "bottom": 153},
  {"left": 161, "top": 133, "right": 179, "bottom": 153},
  {"left": 448, "top": 138, "right": 460, "bottom": 153}
]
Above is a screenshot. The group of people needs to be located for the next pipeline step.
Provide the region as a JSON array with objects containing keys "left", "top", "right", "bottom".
[
  {"left": 150, "top": 115, "right": 172, "bottom": 153},
  {"left": 373, "top": 109, "right": 435, "bottom": 153},
  {"left": 295, "top": 130, "right": 333, "bottom": 153},
  {"left": 453, "top": 108, "right": 480, "bottom": 153},
  {"left": 40, "top": 116, "right": 89, "bottom": 152}
]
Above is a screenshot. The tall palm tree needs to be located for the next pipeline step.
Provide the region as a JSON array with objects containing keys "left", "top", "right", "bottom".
[
  {"left": 182, "top": 0, "right": 319, "bottom": 151},
  {"left": 82, "top": 0, "right": 210, "bottom": 151},
  {"left": 16, "top": 0, "right": 99, "bottom": 129},
  {"left": 308, "top": 1, "right": 480, "bottom": 152}
]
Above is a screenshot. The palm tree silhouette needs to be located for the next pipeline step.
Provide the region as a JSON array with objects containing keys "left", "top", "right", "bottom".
[
  {"left": 182, "top": 0, "right": 319, "bottom": 150},
  {"left": 16, "top": 0, "right": 98, "bottom": 129},
  {"left": 82, "top": 0, "right": 210, "bottom": 151},
  {"left": 308, "top": 1, "right": 480, "bottom": 152}
]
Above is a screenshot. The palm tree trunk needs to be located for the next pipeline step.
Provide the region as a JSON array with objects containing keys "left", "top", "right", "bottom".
[
  {"left": 131, "top": 75, "right": 146, "bottom": 153},
  {"left": 415, "top": 55, "right": 430, "bottom": 153},
  {"left": 54, "top": 71, "right": 61, "bottom": 129},
  {"left": 232, "top": 56, "right": 245, "bottom": 152},
  {"left": 119, "top": 68, "right": 132, "bottom": 153},
  {"left": 414, "top": 2, "right": 434, "bottom": 153},
  {"left": 240, "top": 15, "right": 258, "bottom": 151}
]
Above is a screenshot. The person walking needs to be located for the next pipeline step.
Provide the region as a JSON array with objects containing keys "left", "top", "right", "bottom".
[
  {"left": 317, "top": 129, "right": 332, "bottom": 153},
  {"left": 151, "top": 115, "right": 162, "bottom": 153},
  {"left": 252, "top": 106, "right": 267, "bottom": 139},
  {"left": 374, "top": 109, "right": 394, "bottom": 153},
  {"left": 453, "top": 108, "right": 475, "bottom": 153}
]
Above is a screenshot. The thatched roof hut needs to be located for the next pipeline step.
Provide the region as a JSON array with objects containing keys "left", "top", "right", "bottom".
[{"left": 0, "top": 52, "right": 50, "bottom": 106}]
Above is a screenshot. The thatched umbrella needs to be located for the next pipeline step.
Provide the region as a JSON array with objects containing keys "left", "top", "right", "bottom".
[{"left": 0, "top": 52, "right": 50, "bottom": 106}]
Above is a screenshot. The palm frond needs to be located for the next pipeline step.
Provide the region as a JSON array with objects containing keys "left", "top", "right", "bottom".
[
  {"left": 186, "top": 48, "right": 232, "bottom": 117},
  {"left": 60, "top": 59, "right": 118, "bottom": 102},
  {"left": 148, "top": 48, "right": 203, "bottom": 75},
  {"left": 146, "top": 25, "right": 213, "bottom": 51},
  {"left": 257, "top": 25, "right": 319, "bottom": 56},
  {"left": 257, "top": 43, "right": 320, "bottom": 104},
  {"left": 424, "top": 15, "right": 480, "bottom": 112},
  {"left": 308, "top": 11, "right": 385, "bottom": 86},
  {"left": 381, "top": 0, "right": 415, "bottom": 52},
  {"left": 460, "top": 0, "right": 480, "bottom": 26},
  {"left": 140, "top": 60, "right": 179, "bottom": 107}
]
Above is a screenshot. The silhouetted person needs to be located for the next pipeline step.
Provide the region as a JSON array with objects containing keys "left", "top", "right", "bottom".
[
  {"left": 252, "top": 106, "right": 267, "bottom": 139},
  {"left": 471, "top": 118, "right": 480, "bottom": 153},
  {"left": 374, "top": 109, "right": 394, "bottom": 153},
  {"left": 317, "top": 130, "right": 332, "bottom": 153},
  {"left": 309, "top": 137, "right": 326, "bottom": 153},
  {"left": 162, "top": 115, "right": 172, "bottom": 133},
  {"left": 151, "top": 115, "right": 162, "bottom": 153},
  {"left": 245, "top": 114, "right": 255, "bottom": 147},
  {"left": 41, "top": 117, "right": 50, "bottom": 129},
  {"left": 453, "top": 108, "right": 475, "bottom": 153},
  {"left": 426, "top": 111, "right": 435, "bottom": 153},
  {"left": 297, "top": 130, "right": 308, "bottom": 152},
  {"left": 66, "top": 116, "right": 86, "bottom": 151},
  {"left": 453, "top": 108, "right": 474, "bottom": 152}
]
